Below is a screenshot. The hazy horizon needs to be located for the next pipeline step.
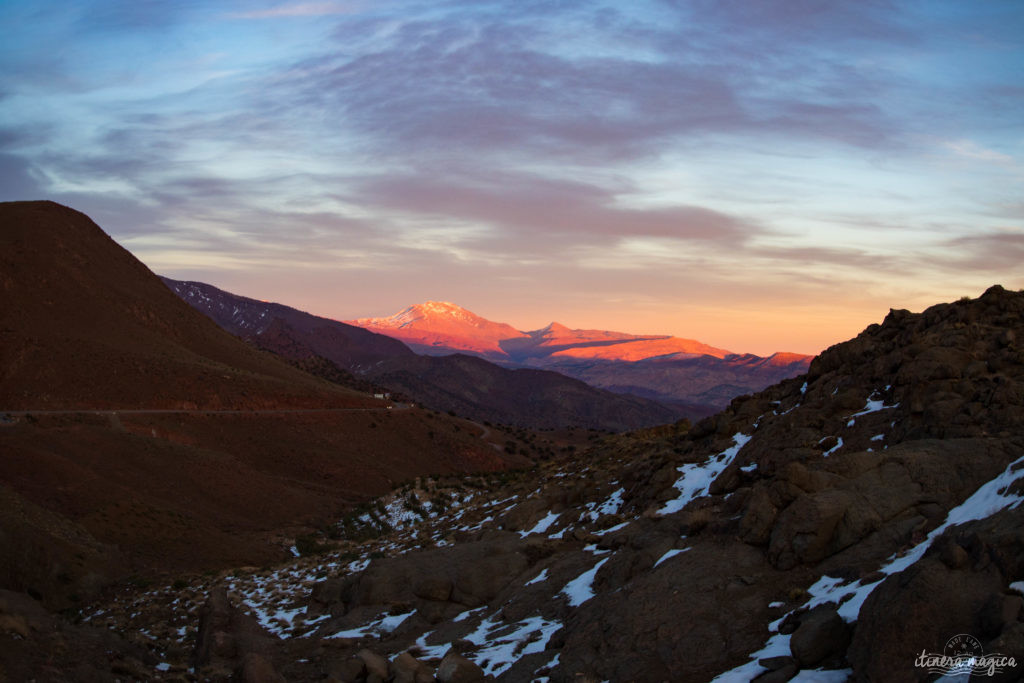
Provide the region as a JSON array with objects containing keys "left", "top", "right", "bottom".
[{"left": 2, "top": 1, "right": 1022, "bottom": 356}]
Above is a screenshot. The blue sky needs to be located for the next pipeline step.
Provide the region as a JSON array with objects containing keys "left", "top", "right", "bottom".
[{"left": 2, "top": 0, "right": 1022, "bottom": 354}]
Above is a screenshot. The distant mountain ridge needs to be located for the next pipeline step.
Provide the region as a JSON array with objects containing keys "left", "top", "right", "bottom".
[
  {"left": 351, "top": 301, "right": 813, "bottom": 411},
  {"left": 162, "top": 277, "right": 413, "bottom": 372},
  {"left": 349, "top": 301, "right": 732, "bottom": 362},
  {"left": 162, "top": 279, "right": 687, "bottom": 430},
  {"left": 350, "top": 301, "right": 524, "bottom": 359}
]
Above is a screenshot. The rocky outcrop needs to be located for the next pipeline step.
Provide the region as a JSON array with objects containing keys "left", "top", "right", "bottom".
[
  {"left": 193, "top": 588, "right": 283, "bottom": 680},
  {"left": 848, "top": 505, "right": 1024, "bottom": 681}
]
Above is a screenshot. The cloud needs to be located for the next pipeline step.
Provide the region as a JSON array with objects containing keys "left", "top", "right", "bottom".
[
  {"left": 0, "top": 153, "right": 47, "bottom": 201},
  {"left": 750, "top": 244, "right": 905, "bottom": 271},
  {"left": 943, "top": 139, "right": 1014, "bottom": 164},
  {"left": 941, "top": 231, "right": 1024, "bottom": 271},
  {"left": 261, "top": 10, "right": 901, "bottom": 168},
  {"left": 226, "top": 2, "right": 362, "bottom": 19},
  {"left": 348, "top": 167, "right": 765, "bottom": 259}
]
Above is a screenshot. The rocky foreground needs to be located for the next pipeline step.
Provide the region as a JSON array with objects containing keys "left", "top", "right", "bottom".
[{"left": 3, "top": 285, "right": 1024, "bottom": 682}]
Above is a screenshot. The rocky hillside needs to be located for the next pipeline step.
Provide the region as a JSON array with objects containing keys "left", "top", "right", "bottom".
[
  {"left": 15, "top": 285, "right": 1022, "bottom": 681},
  {"left": 0, "top": 201, "right": 527, "bottom": 619}
]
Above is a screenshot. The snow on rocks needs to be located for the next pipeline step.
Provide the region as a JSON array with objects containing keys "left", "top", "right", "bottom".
[
  {"left": 653, "top": 547, "right": 690, "bottom": 568},
  {"left": 822, "top": 436, "right": 843, "bottom": 457},
  {"left": 519, "top": 510, "right": 560, "bottom": 537},
  {"left": 581, "top": 486, "right": 625, "bottom": 522},
  {"left": 326, "top": 609, "right": 416, "bottom": 639},
  {"left": 659, "top": 433, "right": 752, "bottom": 515},
  {"left": 561, "top": 557, "right": 611, "bottom": 607},
  {"left": 718, "top": 454, "right": 1024, "bottom": 680},
  {"left": 845, "top": 388, "right": 899, "bottom": 427},
  {"left": 464, "top": 613, "right": 562, "bottom": 677},
  {"left": 525, "top": 569, "right": 549, "bottom": 586}
]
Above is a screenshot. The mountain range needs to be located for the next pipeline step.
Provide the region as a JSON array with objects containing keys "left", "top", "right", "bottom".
[
  {"left": 160, "top": 278, "right": 686, "bottom": 430},
  {"left": 351, "top": 301, "right": 813, "bottom": 411},
  {"left": 350, "top": 301, "right": 731, "bottom": 362}
]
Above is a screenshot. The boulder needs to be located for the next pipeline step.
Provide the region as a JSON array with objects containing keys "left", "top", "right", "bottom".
[
  {"left": 237, "top": 652, "right": 285, "bottom": 683},
  {"left": 414, "top": 574, "right": 453, "bottom": 602},
  {"left": 848, "top": 508, "right": 1024, "bottom": 682},
  {"left": 789, "top": 605, "right": 851, "bottom": 667},
  {"left": 193, "top": 587, "right": 277, "bottom": 673},
  {"left": 437, "top": 650, "right": 486, "bottom": 683},
  {"left": 357, "top": 648, "right": 390, "bottom": 681},
  {"left": 739, "top": 485, "right": 778, "bottom": 546},
  {"left": 392, "top": 651, "right": 434, "bottom": 683},
  {"left": 329, "top": 656, "right": 366, "bottom": 683}
]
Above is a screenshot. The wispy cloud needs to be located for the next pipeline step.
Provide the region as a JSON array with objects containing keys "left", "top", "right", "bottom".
[
  {"left": 943, "top": 139, "right": 1014, "bottom": 164},
  {"left": 226, "top": 2, "right": 362, "bottom": 20},
  {"left": 940, "top": 230, "right": 1024, "bottom": 271}
]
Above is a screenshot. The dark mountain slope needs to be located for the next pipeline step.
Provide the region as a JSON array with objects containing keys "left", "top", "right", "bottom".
[
  {"left": 367, "top": 352, "right": 684, "bottom": 430},
  {"left": 159, "top": 277, "right": 413, "bottom": 371},
  {"left": 0, "top": 201, "right": 516, "bottom": 611},
  {"left": 0, "top": 201, "right": 369, "bottom": 410}
]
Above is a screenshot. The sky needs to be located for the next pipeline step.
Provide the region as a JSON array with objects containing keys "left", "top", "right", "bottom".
[{"left": 1, "top": 0, "right": 1023, "bottom": 355}]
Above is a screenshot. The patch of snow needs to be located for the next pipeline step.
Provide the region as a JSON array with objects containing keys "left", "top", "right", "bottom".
[
  {"left": 453, "top": 606, "right": 486, "bottom": 623},
  {"left": 800, "top": 381, "right": 808, "bottom": 395},
  {"left": 347, "top": 559, "right": 369, "bottom": 573},
  {"left": 1010, "top": 581, "right": 1024, "bottom": 595},
  {"left": 596, "top": 488, "right": 625, "bottom": 515},
  {"left": 548, "top": 526, "right": 568, "bottom": 539},
  {"left": 659, "top": 433, "right": 752, "bottom": 515},
  {"left": 581, "top": 487, "right": 626, "bottom": 522},
  {"left": 790, "top": 670, "right": 853, "bottom": 682},
  {"left": 740, "top": 463, "right": 757, "bottom": 473},
  {"left": 768, "top": 601, "right": 784, "bottom": 608},
  {"left": 289, "top": 545, "right": 300, "bottom": 557},
  {"left": 561, "top": 557, "right": 610, "bottom": 607},
  {"left": 246, "top": 603, "right": 307, "bottom": 637},
  {"left": 520, "top": 511, "right": 560, "bottom": 537},
  {"left": 653, "top": 547, "right": 690, "bottom": 568},
  {"left": 413, "top": 631, "right": 451, "bottom": 661},
  {"left": 526, "top": 569, "right": 549, "bottom": 586},
  {"left": 848, "top": 390, "right": 899, "bottom": 421},
  {"left": 465, "top": 614, "right": 562, "bottom": 677},
  {"left": 326, "top": 609, "right": 415, "bottom": 639},
  {"left": 155, "top": 662, "right": 171, "bottom": 672},
  {"left": 711, "top": 633, "right": 792, "bottom": 681},
  {"left": 592, "top": 521, "right": 629, "bottom": 536},
  {"left": 871, "top": 433, "right": 885, "bottom": 441},
  {"left": 823, "top": 437, "right": 843, "bottom": 457},
  {"left": 533, "top": 652, "right": 561, "bottom": 683}
]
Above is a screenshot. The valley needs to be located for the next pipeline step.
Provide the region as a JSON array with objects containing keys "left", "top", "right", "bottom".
[{"left": 2, "top": 202, "right": 1023, "bottom": 682}]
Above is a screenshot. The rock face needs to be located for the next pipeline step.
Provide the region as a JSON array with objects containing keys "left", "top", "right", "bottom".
[{"left": 193, "top": 588, "right": 282, "bottom": 679}]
